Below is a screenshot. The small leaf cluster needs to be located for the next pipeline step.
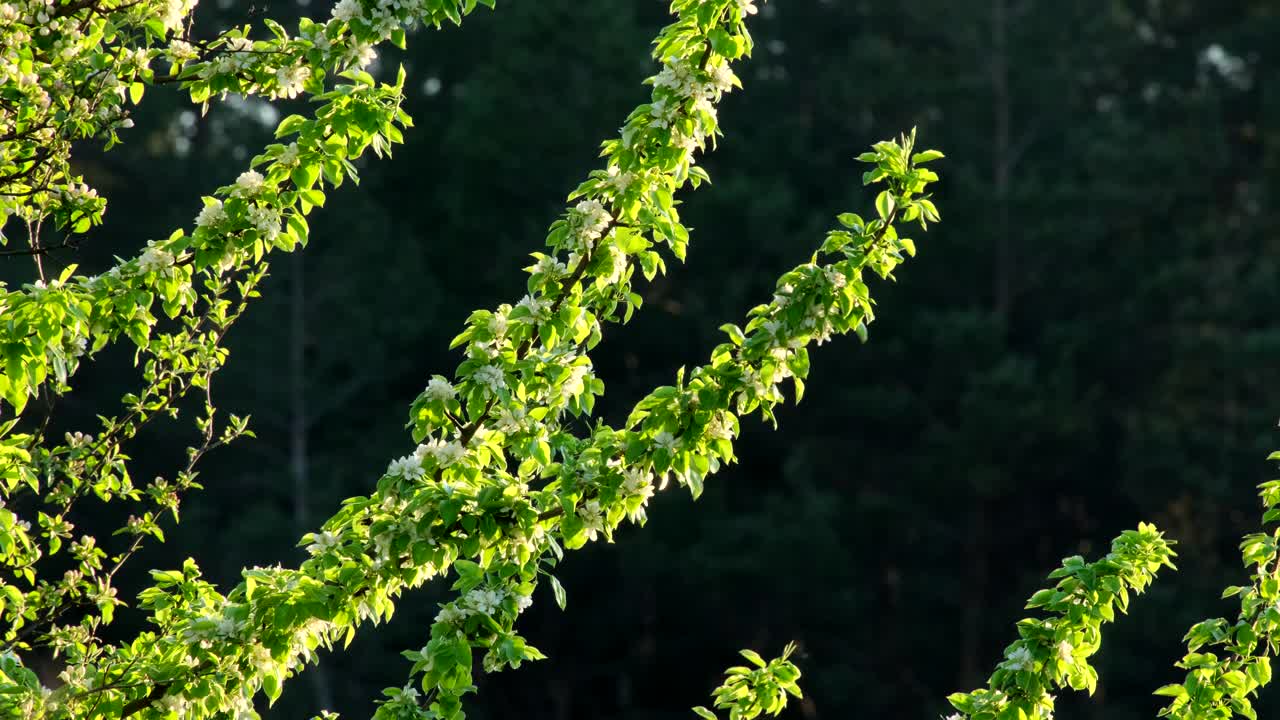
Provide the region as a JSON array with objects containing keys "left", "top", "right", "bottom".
[{"left": 692, "top": 644, "right": 803, "bottom": 720}]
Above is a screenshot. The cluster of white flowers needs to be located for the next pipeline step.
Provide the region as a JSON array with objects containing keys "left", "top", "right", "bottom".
[
  {"left": 343, "top": 42, "right": 377, "bottom": 70},
  {"left": 433, "top": 586, "right": 508, "bottom": 626},
  {"left": 387, "top": 455, "right": 425, "bottom": 481},
  {"left": 277, "top": 142, "right": 301, "bottom": 167},
  {"left": 653, "top": 430, "right": 678, "bottom": 453},
  {"left": 1055, "top": 640, "right": 1074, "bottom": 666},
  {"left": 161, "top": 0, "right": 198, "bottom": 31},
  {"left": 577, "top": 500, "right": 605, "bottom": 541},
  {"left": 208, "top": 611, "right": 244, "bottom": 639},
  {"left": 167, "top": 38, "right": 198, "bottom": 64},
  {"left": 155, "top": 693, "right": 190, "bottom": 715},
  {"left": 560, "top": 363, "right": 591, "bottom": 402},
  {"left": 533, "top": 254, "right": 566, "bottom": 278},
  {"left": 59, "top": 181, "right": 99, "bottom": 205},
  {"left": 232, "top": 170, "right": 266, "bottom": 197},
  {"left": 705, "top": 412, "right": 735, "bottom": 441},
  {"left": 569, "top": 199, "right": 611, "bottom": 246},
  {"left": 305, "top": 530, "right": 340, "bottom": 555},
  {"left": 472, "top": 364, "right": 505, "bottom": 392},
  {"left": 493, "top": 406, "right": 526, "bottom": 435},
  {"left": 63, "top": 431, "right": 94, "bottom": 448},
  {"left": 424, "top": 376, "right": 456, "bottom": 402},
  {"left": 600, "top": 244, "right": 628, "bottom": 285},
  {"left": 195, "top": 198, "right": 227, "bottom": 228},
  {"left": 649, "top": 97, "right": 679, "bottom": 129},
  {"left": 464, "top": 586, "right": 505, "bottom": 616},
  {"left": 516, "top": 294, "right": 550, "bottom": 322},
  {"left": 137, "top": 244, "right": 176, "bottom": 273},
  {"left": 247, "top": 204, "right": 282, "bottom": 242},
  {"left": 274, "top": 64, "right": 311, "bottom": 99},
  {"left": 1003, "top": 645, "right": 1033, "bottom": 672},
  {"left": 606, "top": 164, "right": 634, "bottom": 193},
  {"left": 622, "top": 467, "right": 654, "bottom": 503},
  {"left": 332, "top": 0, "right": 362, "bottom": 22},
  {"left": 415, "top": 438, "right": 465, "bottom": 468}
]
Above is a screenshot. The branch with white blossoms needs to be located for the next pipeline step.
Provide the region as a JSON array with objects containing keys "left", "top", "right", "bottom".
[
  {"left": 0, "top": 0, "right": 492, "bottom": 258},
  {"left": 0, "top": 262, "right": 262, "bottom": 658},
  {"left": 362, "top": 131, "right": 938, "bottom": 719},
  {"left": 0, "top": 70, "right": 409, "bottom": 719},
  {"left": 0, "top": 0, "right": 201, "bottom": 242},
  {"left": 158, "top": 0, "right": 498, "bottom": 108},
  {"left": 0, "top": 2, "right": 759, "bottom": 717},
  {"left": 943, "top": 523, "right": 1176, "bottom": 720},
  {"left": 1150, "top": 457, "right": 1280, "bottom": 720},
  {"left": 0, "top": 69, "right": 409, "bottom": 424}
]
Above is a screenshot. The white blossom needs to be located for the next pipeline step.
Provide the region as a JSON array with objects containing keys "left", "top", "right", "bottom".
[
  {"left": 464, "top": 587, "right": 506, "bottom": 615},
  {"left": 494, "top": 406, "right": 525, "bottom": 435},
  {"left": 606, "top": 165, "right": 634, "bottom": 193},
  {"left": 156, "top": 693, "right": 190, "bottom": 715},
  {"left": 247, "top": 205, "right": 281, "bottom": 241},
  {"left": 331, "top": 0, "right": 362, "bottom": 22},
  {"left": 737, "top": 0, "right": 759, "bottom": 16},
  {"left": 1056, "top": 640, "right": 1074, "bottom": 665},
  {"left": 533, "top": 254, "right": 566, "bottom": 277},
  {"left": 649, "top": 97, "right": 678, "bottom": 129},
  {"left": 345, "top": 42, "right": 377, "bottom": 69},
  {"left": 274, "top": 65, "right": 311, "bottom": 99},
  {"left": 387, "top": 455, "right": 425, "bottom": 481},
  {"left": 232, "top": 170, "right": 265, "bottom": 197},
  {"left": 278, "top": 142, "right": 301, "bottom": 167},
  {"left": 417, "top": 438, "right": 465, "bottom": 468},
  {"left": 425, "top": 376, "right": 456, "bottom": 402},
  {"left": 168, "top": 39, "right": 198, "bottom": 63},
  {"left": 705, "top": 413, "right": 735, "bottom": 441},
  {"left": 570, "top": 198, "right": 611, "bottom": 244},
  {"left": 137, "top": 245, "right": 175, "bottom": 273},
  {"left": 561, "top": 364, "right": 591, "bottom": 401},
  {"left": 709, "top": 63, "right": 735, "bottom": 93},
  {"left": 488, "top": 309, "right": 509, "bottom": 338},
  {"left": 1003, "top": 645, "right": 1033, "bottom": 672},
  {"left": 577, "top": 500, "right": 605, "bottom": 541},
  {"left": 161, "top": 0, "right": 196, "bottom": 31},
  {"left": 305, "top": 530, "right": 340, "bottom": 555},
  {"left": 472, "top": 364, "right": 505, "bottom": 392},
  {"left": 653, "top": 431, "right": 677, "bottom": 452},
  {"left": 434, "top": 603, "right": 468, "bottom": 625},
  {"left": 517, "top": 294, "right": 549, "bottom": 321}
]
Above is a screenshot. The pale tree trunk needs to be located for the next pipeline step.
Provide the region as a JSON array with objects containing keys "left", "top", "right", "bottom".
[{"left": 290, "top": 253, "right": 335, "bottom": 709}]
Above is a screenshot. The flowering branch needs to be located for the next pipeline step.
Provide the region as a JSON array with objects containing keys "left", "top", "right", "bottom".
[{"left": 943, "top": 523, "right": 1176, "bottom": 720}]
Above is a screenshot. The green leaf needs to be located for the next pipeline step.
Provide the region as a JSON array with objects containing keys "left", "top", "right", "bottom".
[
  {"left": 708, "top": 28, "right": 738, "bottom": 58},
  {"left": 875, "top": 190, "right": 895, "bottom": 220},
  {"left": 912, "top": 149, "right": 945, "bottom": 164},
  {"left": 549, "top": 574, "right": 567, "bottom": 610},
  {"left": 739, "top": 649, "right": 767, "bottom": 668}
]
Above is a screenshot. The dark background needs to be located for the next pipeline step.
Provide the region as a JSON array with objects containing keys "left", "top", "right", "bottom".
[{"left": 22, "top": 0, "right": 1280, "bottom": 718}]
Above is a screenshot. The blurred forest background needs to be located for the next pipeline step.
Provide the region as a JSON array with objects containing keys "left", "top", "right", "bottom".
[{"left": 8, "top": 0, "right": 1279, "bottom": 718}]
